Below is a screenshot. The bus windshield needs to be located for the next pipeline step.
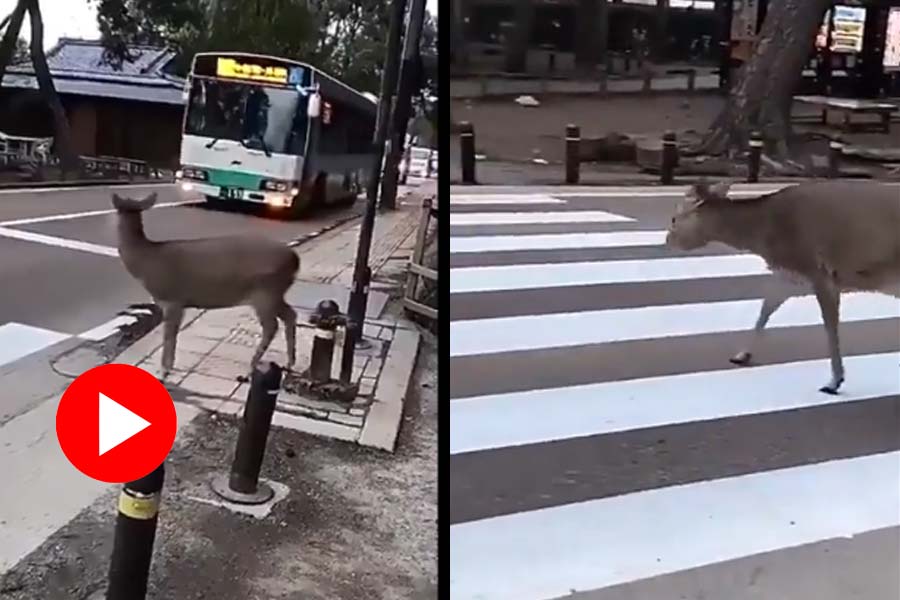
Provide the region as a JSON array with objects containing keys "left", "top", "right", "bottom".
[{"left": 184, "top": 78, "right": 309, "bottom": 156}]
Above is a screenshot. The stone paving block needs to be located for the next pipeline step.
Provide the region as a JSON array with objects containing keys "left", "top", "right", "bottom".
[
  {"left": 362, "top": 361, "right": 381, "bottom": 379},
  {"left": 349, "top": 407, "right": 367, "bottom": 417},
  {"left": 271, "top": 412, "right": 359, "bottom": 442},
  {"left": 184, "top": 394, "right": 224, "bottom": 414},
  {"left": 279, "top": 392, "right": 350, "bottom": 414},
  {"left": 180, "top": 372, "right": 240, "bottom": 398},
  {"left": 217, "top": 398, "right": 244, "bottom": 416},
  {"left": 190, "top": 322, "right": 234, "bottom": 341},
  {"left": 328, "top": 412, "right": 364, "bottom": 427},
  {"left": 359, "top": 379, "right": 375, "bottom": 396},
  {"left": 177, "top": 335, "right": 220, "bottom": 355},
  {"left": 231, "top": 383, "right": 250, "bottom": 401},
  {"left": 194, "top": 356, "right": 248, "bottom": 381},
  {"left": 212, "top": 342, "right": 254, "bottom": 363},
  {"left": 363, "top": 324, "right": 382, "bottom": 339}
]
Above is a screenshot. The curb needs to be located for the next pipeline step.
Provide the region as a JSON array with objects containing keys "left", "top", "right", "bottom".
[{"left": 358, "top": 324, "right": 421, "bottom": 452}]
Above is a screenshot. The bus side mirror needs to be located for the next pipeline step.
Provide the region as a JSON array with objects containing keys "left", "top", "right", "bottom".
[{"left": 308, "top": 93, "right": 321, "bottom": 118}]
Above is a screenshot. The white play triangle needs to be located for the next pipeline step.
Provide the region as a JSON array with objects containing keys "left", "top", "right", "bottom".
[{"left": 98, "top": 392, "right": 151, "bottom": 456}]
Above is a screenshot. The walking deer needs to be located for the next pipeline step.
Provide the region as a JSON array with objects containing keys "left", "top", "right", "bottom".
[
  {"left": 666, "top": 180, "right": 900, "bottom": 394},
  {"left": 112, "top": 192, "right": 300, "bottom": 379}
]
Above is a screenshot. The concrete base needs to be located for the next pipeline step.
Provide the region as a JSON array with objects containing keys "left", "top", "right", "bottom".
[
  {"left": 210, "top": 474, "right": 275, "bottom": 505},
  {"left": 190, "top": 479, "right": 290, "bottom": 520}
]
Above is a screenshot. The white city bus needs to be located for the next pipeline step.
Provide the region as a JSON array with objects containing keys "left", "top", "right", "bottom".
[{"left": 176, "top": 52, "right": 377, "bottom": 217}]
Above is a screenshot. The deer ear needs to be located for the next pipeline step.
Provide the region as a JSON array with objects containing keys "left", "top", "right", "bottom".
[
  {"left": 111, "top": 193, "right": 124, "bottom": 210},
  {"left": 688, "top": 183, "right": 709, "bottom": 206},
  {"left": 138, "top": 193, "right": 158, "bottom": 211}
]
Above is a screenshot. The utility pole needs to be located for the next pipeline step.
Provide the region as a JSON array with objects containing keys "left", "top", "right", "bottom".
[
  {"left": 379, "top": 0, "right": 427, "bottom": 210},
  {"left": 339, "top": 0, "right": 408, "bottom": 383}
]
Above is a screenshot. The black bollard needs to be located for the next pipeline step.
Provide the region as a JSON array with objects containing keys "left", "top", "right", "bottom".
[
  {"left": 748, "top": 130, "right": 763, "bottom": 183},
  {"left": 565, "top": 124, "right": 581, "bottom": 185},
  {"left": 686, "top": 69, "right": 696, "bottom": 92},
  {"left": 661, "top": 131, "right": 678, "bottom": 185},
  {"left": 211, "top": 362, "right": 282, "bottom": 505},
  {"left": 459, "top": 121, "right": 476, "bottom": 184},
  {"left": 106, "top": 463, "right": 165, "bottom": 600},
  {"left": 308, "top": 299, "right": 344, "bottom": 382},
  {"left": 828, "top": 137, "right": 843, "bottom": 178}
]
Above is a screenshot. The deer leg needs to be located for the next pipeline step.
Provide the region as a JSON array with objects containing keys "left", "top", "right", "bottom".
[
  {"left": 278, "top": 301, "right": 297, "bottom": 369},
  {"left": 249, "top": 303, "right": 279, "bottom": 373},
  {"left": 159, "top": 303, "right": 184, "bottom": 380},
  {"left": 730, "top": 274, "right": 802, "bottom": 365},
  {"left": 812, "top": 277, "right": 844, "bottom": 395}
]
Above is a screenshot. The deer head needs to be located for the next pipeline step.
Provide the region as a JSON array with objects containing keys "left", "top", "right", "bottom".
[{"left": 666, "top": 181, "right": 734, "bottom": 250}]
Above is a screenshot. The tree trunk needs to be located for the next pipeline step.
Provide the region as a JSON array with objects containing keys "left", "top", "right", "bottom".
[
  {"left": 696, "top": 0, "right": 831, "bottom": 159},
  {"left": 504, "top": 0, "right": 533, "bottom": 73},
  {"left": 0, "top": 0, "right": 26, "bottom": 82},
  {"left": 26, "top": 0, "right": 79, "bottom": 173}
]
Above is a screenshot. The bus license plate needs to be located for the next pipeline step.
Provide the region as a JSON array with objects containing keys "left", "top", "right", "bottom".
[{"left": 220, "top": 187, "right": 243, "bottom": 200}]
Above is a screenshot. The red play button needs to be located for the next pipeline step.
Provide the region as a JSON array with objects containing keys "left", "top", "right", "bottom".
[{"left": 56, "top": 363, "right": 177, "bottom": 483}]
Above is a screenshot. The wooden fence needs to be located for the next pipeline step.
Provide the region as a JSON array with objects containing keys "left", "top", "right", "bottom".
[{"left": 402, "top": 195, "right": 438, "bottom": 323}]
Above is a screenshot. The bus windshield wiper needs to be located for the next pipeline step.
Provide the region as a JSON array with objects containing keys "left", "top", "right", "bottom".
[{"left": 241, "top": 137, "right": 271, "bottom": 158}]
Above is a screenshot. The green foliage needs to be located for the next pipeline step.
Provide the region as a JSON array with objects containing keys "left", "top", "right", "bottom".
[{"left": 88, "top": 0, "right": 415, "bottom": 94}]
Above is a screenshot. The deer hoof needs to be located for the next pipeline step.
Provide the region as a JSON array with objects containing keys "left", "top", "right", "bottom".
[
  {"left": 819, "top": 378, "right": 844, "bottom": 395},
  {"left": 730, "top": 351, "right": 751, "bottom": 365}
]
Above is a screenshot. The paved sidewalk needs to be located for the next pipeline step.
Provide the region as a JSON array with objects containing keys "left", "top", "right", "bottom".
[{"left": 117, "top": 184, "right": 433, "bottom": 453}]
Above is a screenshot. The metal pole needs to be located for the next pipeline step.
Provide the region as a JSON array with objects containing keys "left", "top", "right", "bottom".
[
  {"left": 211, "top": 362, "right": 281, "bottom": 504},
  {"left": 339, "top": 0, "right": 408, "bottom": 383},
  {"left": 380, "top": 0, "right": 427, "bottom": 210},
  {"left": 459, "top": 121, "right": 476, "bottom": 184},
  {"left": 661, "top": 130, "right": 677, "bottom": 185},
  {"left": 106, "top": 463, "right": 165, "bottom": 600},
  {"left": 565, "top": 124, "right": 580, "bottom": 184},
  {"left": 748, "top": 130, "right": 762, "bottom": 183},
  {"left": 828, "top": 137, "right": 843, "bottom": 178}
]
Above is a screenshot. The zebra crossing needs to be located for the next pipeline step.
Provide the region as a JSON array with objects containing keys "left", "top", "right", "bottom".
[{"left": 449, "top": 186, "right": 900, "bottom": 600}]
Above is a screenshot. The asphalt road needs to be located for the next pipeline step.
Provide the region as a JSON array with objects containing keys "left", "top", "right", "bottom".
[
  {"left": 0, "top": 182, "right": 361, "bottom": 366},
  {"left": 449, "top": 183, "right": 900, "bottom": 600}
]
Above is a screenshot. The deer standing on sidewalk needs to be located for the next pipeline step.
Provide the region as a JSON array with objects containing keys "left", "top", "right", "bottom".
[
  {"left": 666, "top": 180, "right": 900, "bottom": 394},
  {"left": 112, "top": 192, "right": 299, "bottom": 379}
]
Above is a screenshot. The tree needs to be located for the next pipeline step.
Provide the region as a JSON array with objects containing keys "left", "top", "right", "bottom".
[
  {"left": 0, "top": 0, "right": 78, "bottom": 174},
  {"left": 0, "top": 0, "right": 26, "bottom": 82},
  {"left": 693, "top": 0, "right": 832, "bottom": 160},
  {"left": 24, "top": 0, "right": 79, "bottom": 171},
  {"left": 91, "top": 0, "right": 396, "bottom": 94}
]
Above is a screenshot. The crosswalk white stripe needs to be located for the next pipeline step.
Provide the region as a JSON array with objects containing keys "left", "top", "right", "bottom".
[
  {"left": 450, "top": 210, "right": 634, "bottom": 226},
  {"left": 450, "top": 352, "right": 900, "bottom": 455},
  {"left": 451, "top": 230, "right": 668, "bottom": 254},
  {"left": 450, "top": 450, "right": 900, "bottom": 600},
  {"left": 449, "top": 194, "right": 566, "bottom": 205},
  {"left": 451, "top": 253, "right": 767, "bottom": 293},
  {"left": 450, "top": 292, "right": 900, "bottom": 357},
  {"left": 0, "top": 323, "right": 70, "bottom": 368}
]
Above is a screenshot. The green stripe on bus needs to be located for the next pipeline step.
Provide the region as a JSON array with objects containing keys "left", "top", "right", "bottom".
[{"left": 205, "top": 169, "right": 265, "bottom": 190}]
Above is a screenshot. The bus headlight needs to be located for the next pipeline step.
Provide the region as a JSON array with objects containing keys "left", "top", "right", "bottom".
[
  {"left": 180, "top": 167, "right": 208, "bottom": 181},
  {"left": 263, "top": 179, "right": 290, "bottom": 192}
]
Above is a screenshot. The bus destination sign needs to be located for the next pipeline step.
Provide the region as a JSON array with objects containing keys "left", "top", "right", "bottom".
[{"left": 217, "top": 57, "right": 289, "bottom": 84}]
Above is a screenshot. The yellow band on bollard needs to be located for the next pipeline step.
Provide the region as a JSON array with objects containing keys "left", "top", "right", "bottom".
[{"left": 118, "top": 491, "right": 160, "bottom": 520}]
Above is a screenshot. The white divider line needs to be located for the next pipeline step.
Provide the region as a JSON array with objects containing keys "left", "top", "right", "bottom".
[
  {"left": 451, "top": 253, "right": 767, "bottom": 294},
  {"left": 450, "top": 210, "right": 634, "bottom": 226},
  {"left": 451, "top": 230, "right": 668, "bottom": 254},
  {"left": 450, "top": 194, "right": 566, "bottom": 205},
  {"left": 451, "top": 352, "right": 900, "bottom": 455},
  {"left": 0, "top": 182, "right": 174, "bottom": 196},
  {"left": 0, "top": 226, "right": 118, "bottom": 257},
  {"left": 0, "top": 322, "right": 70, "bottom": 368},
  {"left": 450, "top": 450, "right": 900, "bottom": 600},
  {"left": 0, "top": 200, "right": 194, "bottom": 226},
  {"left": 450, "top": 292, "right": 900, "bottom": 357}
]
